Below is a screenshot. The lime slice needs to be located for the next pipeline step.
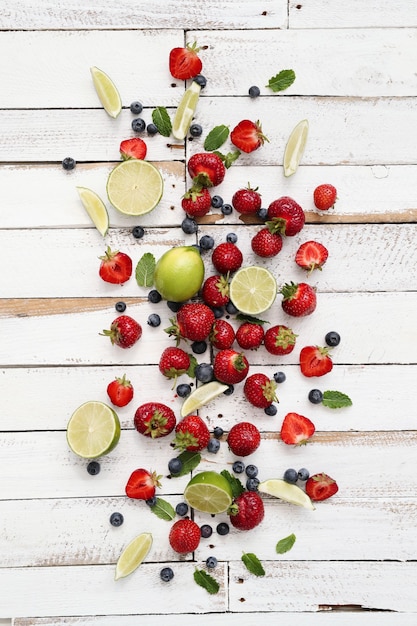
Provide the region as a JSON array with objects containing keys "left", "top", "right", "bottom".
[
  {"left": 106, "top": 159, "right": 163, "bottom": 216},
  {"left": 181, "top": 381, "right": 229, "bottom": 418},
  {"left": 283, "top": 119, "right": 309, "bottom": 177},
  {"left": 115, "top": 532, "right": 153, "bottom": 580},
  {"left": 184, "top": 471, "right": 233, "bottom": 514},
  {"left": 76, "top": 186, "right": 109, "bottom": 236},
  {"left": 229, "top": 266, "right": 277, "bottom": 315},
  {"left": 90, "top": 66, "right": 122, "bottom": 118},
  {"left": 66, "top": 401, "right": 120, "bottom": 459},
  {"left": 258, "top": 479, "right": 315, "bottom": 510},
  {"left": 172, "top": 81, "right": 201, "bottom": 140}
]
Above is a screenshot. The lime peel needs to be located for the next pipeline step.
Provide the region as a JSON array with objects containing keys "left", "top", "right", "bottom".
[
  {"left": 181, "top": 381, "right": 229, "bottom": 418},
  {"left": 115, "top": 532, "right": 153, "bottom": 580},
  {"left": 184, "top": 471, "right": 233, "bottom": 514}
]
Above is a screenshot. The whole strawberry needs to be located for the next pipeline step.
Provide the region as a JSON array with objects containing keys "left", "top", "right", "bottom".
[
  {"left": 235, "top": 322, "right": 264, "bottom": 350},
  {"left": 99, "top": 247, "right": 132, "bottom": 284},
  {"left": 281, "top": 282, "right": 317, "bottom": 317},
  {"left": 134, "top": 402, "right": 176, "bottom": 438},
  {"left": 232, "top": 184, "right": 262, "bottom": 215},
  {"left": 211, "top": 242, "right": 243, "bottom": 274},
  {"left": 280, "top": 412, "right": 315, "bottom": 445},
  {"left": 230, "top": 119, "right": 269, "bottom": 153},
  {"left": 201, "top": 274, "right": 230, "bottom": 308},
  {"left": 213, "top": 349, "right": 249, "bottom": 384},
  {"left": 243, "top": 373, "right": 278, "bottom": 409},
  {"left": 267, "top": 196, "right": 305, "bottom": 236},
  {"left": 209, "top": 319, "right": 236, "bottom": 350},
  {"left": 187, "top": 152, "right": 226, "bottom": 188},
  {"left": 264, "top": 325, "right": 297, "bottom": 355},
  {"left": 305, "top": 472, "right": 339, "bottom": 501},
  {"left": 229, "top": 490, "right": 265, "bottom": 530},
  {"left": 181, "top": 185, "right": 212, "bottom": 217},
  {"left": 174, "top": 414, "right": 210, "bottom": 451},
  {"left": 119, "top": 137, "right": 147, "bottom": 160},
  {"left": 251, "top": 227, "right": 283, "bottom": 258},
  {"left": 227, "top": 421, "right": 261, "bottom": 456},
  {"left": 169, "top": 42, "right": 203, "bottom": 80},
  {"left": 300, "top": 345, "right": 333, "bottom": 377},
  {"left": 313, "top": 184, "right": 337, "bottom": 211},
  {"left": 125, "top": 468, "right": 162, "bottom": 500},
  {"left": 169, "top": 518, "right": 201, "bottom": 553},
  {"left": 101, "top": 315, "right": 142, "bottom": 348},
  {"left": 295, "top": 240, "right": 329, "bottom": 273},
  {"left": 166, "top": 302, "right": 215, "bottom": 343},
  {"left": 107, "top": 374, "right": 134, "bottom": 407},
  {"left": 159, "top": 346, "right": 191, "bottom": 383}
]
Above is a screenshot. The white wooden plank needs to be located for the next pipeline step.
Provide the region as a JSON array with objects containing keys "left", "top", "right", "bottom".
[{"left": 289, "top": 0, "right": 417, "bottom": 28}]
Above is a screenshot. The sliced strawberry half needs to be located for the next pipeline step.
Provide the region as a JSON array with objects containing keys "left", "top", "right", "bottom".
[
  {"left": 280, "top": 412, "right": 315, "bottom": 445},
  {"left": 120, "top": 137, "right": 147, "bottom": 160},
  {"left": 305, "top": 472, "right": 339, "bottom": 501}
]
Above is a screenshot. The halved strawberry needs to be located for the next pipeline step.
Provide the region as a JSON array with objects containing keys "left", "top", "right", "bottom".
[
  {"left": 169, "top": 42, "right": 203, "bottom": 80},
  {"left": 305, "top": 472, "right": 339, "bottom": 501},
  {"left": 280, "top": 412, "right": 315, "bottom": 445},
  {"left": 230, "top": 119, "right": 269, "bottom": 153},
  {"left": 125, "top": 468, "right": 162, "bottom": 500},
  {"left": 299, "top": 345, "right": 333, "bottom": 377},
  {"left": 119, "top": 138, "right": 147, "bottom": 160},
  {"left": 295, "top": 241, "right": 329, "bottom": 273}
]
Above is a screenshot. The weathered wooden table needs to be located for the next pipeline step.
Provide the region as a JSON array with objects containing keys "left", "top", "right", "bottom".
[{"left": 1, "top": 1, "right": 417, "bottom": 624}]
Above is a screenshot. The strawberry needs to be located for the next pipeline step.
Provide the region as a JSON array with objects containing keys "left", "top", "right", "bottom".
[
  {"left": 264, "top": 325, "right": 297, "bottom": 356},
  {"left": 119, "top": 137, "right": 147, "bottom": 160},
  {"left": 305, "top": 472, "right": 339, "bottom": 501},
  {"left": 101, "top": 315, "right": 142, "bottom": 348},
  {"left": 251, "top": 228, "right": 283, "bottom": 258},
  {"left": 181, "top": 185, "right": 212, "bottom": 217},
  {"left": 267, "top": 196, "right": 305, "bottom": 236},
  {"left": 125, "top": 468, "right": 162, "bottom": 500},
  {"left": 232, "top": 184, "right": 262, "bottom": 214},
  {"left": 299, "top": 345, "right": 333, "bottom": 377},
  {"left": 213, "top": 349, "right": 249, "bottom": 384},
  {"left": 211, "top": 242, "right": 243, "bottom": 274},
  {"left": 229, "top": 490, "right": 265, "bottom": 530},
  {"left": 201, "top": 274, "right": 230, "bottom": 308},
  {"left": 235, "top": 322, "right": 264, "bottom": 350},
  {"left": 227, "top": 421, "right": 261, "bottom": 456},
  {"left": 106, "top": 374, "right": 134, "bottom": 407},
  {"left": 209, "top": 319, "right": 235, "bottom": 350},
  {"left": 230, "top": 119, "right": 269, "bottom": 153},
  {"left": 169, "top": 42, "right": 203, "bottom": 80},
  {"left": 187, "top": 152, "right": 226, "bottom": 188},
  {"left": 98, "top": 247, "right": 132, "bottom": 284},
  {"left": 281, "top": 282, "right": 317, "bottom": 317},
  {"left": 313, "top": 184, "right": 337, "bottom": 211},
  {"left": 174, "top": 414, "right": 210, "bottom": 451},
  {"left": 295, "top": 241, "right": 329, "bottom": 273},
  {"left": 243, "top": 373, "right": 278, "bottom": 409},
  {"left": 165, "top": 302, "right": 215, "bottom": 343},
  {"left": 280, "top": 412, "right": 315, "bottom": 445},
  {"left": 158, "top": 346, "right": 191, "bottom": 383},
  {"left": 169, "top": 518, "right": 201, "bottom": 554},
  {"left": 134, "top": 402, "right": 176, "bottom": 438}
]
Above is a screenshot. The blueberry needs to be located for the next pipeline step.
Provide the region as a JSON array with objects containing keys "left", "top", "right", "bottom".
[
  {"left": 248, "top": 85, "right": 261, "bottom": 98},
  {"left": 130, "top": 101, "right": 143, "bottom": 114},
  {"left": 175, "top": 502, "right": 189, "bottom": 516},
  {"left": 168, "top": 457, "right": 183, "bottom": 475},
  {"left": 148, "top": 289, "right": 162, "bottom": 303},
  {"left": 132, "top": 225, "right": 145, "bottom": 239},
  {"left": 325, "top": 331, "right": 341, "bottom": 347},
  {"left": 110, "top": 512, "right": 124, "bottom": 527},
  {"left": 245, "top": 464, "right": 258, "bottom": 478},
  {"left": 193, "top": 74, "right": 207, "bottom": 88},
  {"left": 246, "top": 477, "right": 260, "bottom": 491},
  {"left": 206, "top": 556, "right": 218, "bottom": 569},
  {"left": 207, "top": 438, "right": 220, "bottom": 454},
  {"left": 298, "top": 468, "right": 310, "bottom": 481},
  {"left": 62, "top": 157, "right": 76, "bottom": 170},
  {"left": 199, "top": 235, "right": 215, "bottom": 250},
  {"left": 226, "top": 232, "right": 238, "bottom": 244},
  {"left": 181, "top": 217, "right": 198, "bottom": 234},
  {"left": 223, "top": 384, "right": 234, "bottom": 396},
  {"left": 200, "top": 524, "right": 213, "bottom": 538},
  {"left": 216, "top": 522, "right": 230, "bottom": 536},
  {"left": 146, "top": 123, "right": 159, "bottom": 135},
  {"left": 264, "top": 404, "right": 277, "bottom": 416},
  {"left": 189, "top": 123, "right": 203, "bottom": 137},
  {"left": 212, "top": 307, "right": 225, "bottom": 319},
  {"left": 211, "top": 195, "right": 223, "bottom": 209},
  {"left": 213, "top": 426, "right": 224, "bottom": 439},
  {"left": 167, "top": 301, "right": 182, "bottom": 312},
  {"left": 146, "top": 496, "right": 157, "bottom": 507},
  {"left": 191, "top": 340, "right": 207, "bottom": 354},
  {"left": 283, "top": 468, "right": 298, "bottom": 484},
  {"left": 273, "top": 371, "right": 286, "bottom": 384},
  {"left": 131, "top": 117, "right": 146, "bottom": 132},
  {"left": 115, "top": 301, "right": 126, "bottom": 313},
  {"left": 221, "top": 203, "right": 233, "bottom": 216},
  {"left": 176, "top": 383, "right": 192, "bottom": 398},
  {"left": 232, "top": 460, "right": 245, "bottom": 474},
  {"left": 195, "top": 363, "right": 214, "bottom": 383},
  {"left": 308, "top": 389, "right": 323, "bottom": 404},
  {"left": 225, "top": 301, "right": 238, "bottom": 315},
  {"left": 87, "top": 461, "right": 100, "bottom": 475},
  {"left": 147, "top": 313, "right": 161, "bottom": 327},
  {"left": 256, "top": 207, "right": 268, "bottom": 221},
  {"left": 160, "top": 567, "right": 174, "bottom": 582}
]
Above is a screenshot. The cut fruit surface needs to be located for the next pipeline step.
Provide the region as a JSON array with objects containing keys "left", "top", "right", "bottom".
[
  {"left": 90, "top": 66, "right": 122, "bottom": 118},
  {"left": 106, "top": 159, "right": 163, "bottom": 216},
  {"left": 115, "top": 532, "right": 153, "bottom": 580},
  {"left": 66, "top": 401, "right": 120, "bottom": 459},
  {"left": 76, "top": 186, "right": 109, "bottom": 236},
  {"left": 172, "top": 81, "right": 201, "bottom": 140},
  {"left": 184, "top": 471, "right": 233, "bottom": 514},
  {"left": 180, "top": 381, "right": 229, "bottom": 418},
  {"left": 283, "top": 119, "right": 309, "bottom": 177},
  {"left": 258, "top": 478, "right": 315, "bottom": 510},
  {"left": 229, "top": 266, "right": 277, "bottom": 315}
]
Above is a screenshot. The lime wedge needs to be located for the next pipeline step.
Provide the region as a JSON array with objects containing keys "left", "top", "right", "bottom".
[
  {"left": 115, "top": 532, "right": 153, "bottom": 580},
  {"left": 76, "top": 186, "right": 109, "bottom": 236},
  {"left": 90, "top": 66, "right": 122, "bottom": 118},
  {"left": 66, "top": 401, "right": 120, "bottom": 459},
  {"left": 258, "top": 479, "right": 315, "bottom": 510},
  {"left": 283, "top": 119, "right": 309, "bottom": 177},
  {"left": 229, "top": 266, "right": 277, "bottom": 316},
  {"left": 106, "top": 159, "right": 163, "bottom": 216},
  {"left": 172, "top": 81, "right": 201, "bottom": 140},
  {"left": 180, "top": 381, "right": 229, "bottom": 418},
  {"left": 184, "top": 471, "right": 233, "bottom": 514}
]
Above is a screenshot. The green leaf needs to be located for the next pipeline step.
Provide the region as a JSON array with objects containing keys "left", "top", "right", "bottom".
[
  {"left": 322, "top": 390, "right": 353, "bottom": 409},
  {"left": 215, "top": 150, "right": 241, "bottom": 168},
  {"left": 135, "top": 252, "right": 155, "bottom": 287},
  {"left": 220, "top": 469, "right": 245, "bottom": 498},
  {"left": 152, "top": 106, "right": 172, "bottom": 137},
  {"left": 204, "top": 125, "right": 229, "bottom": 151},
  {"left": 236, "top": 313, "right": 270, "bottom": 325},
  {"left": 175, "top": 450, "right": 201, "bottom": 476},
  {"left": 186, "top": 353, "right": 198, "bottom": 378},
  {"left": 241, "top": 552, "right": 265, "bottom": 577},
  {"left": 150, "top": 497, "right": 176, "bottom": 521},
  {"left": 193, "top": 568, "right": 220, "bottom": 594},
  {"left": 276, "top": 533, "right": 296, "bottom": 554},
  {"left": 266, "top": 69, "right": 296, "bottom": 93}
]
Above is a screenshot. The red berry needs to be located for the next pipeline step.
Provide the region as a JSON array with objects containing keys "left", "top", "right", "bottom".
[
  {"left": 125, "top": 468, "right": 162, "bottom": 500},
  {"left": 243, "top": 373, "right": 278, "bottom": 409},
  {"left": 280, "top": 412, "right": 315, "bottom": 445},
  {"left": 98, "top": 247, "right": 132, "bottom": 284},
  {"left": 159, "top": 346, "right": 191, "bottom": 381},
  {"left": 229, "top": 490, "right": 264, "bottom": 530},
  {"left": 295, "top": 240, "right": 329, "bottom": 272},
  {"left": 107, "top": 374, "right": 134, "bottom": 407},
  {"left": 264, "top": 325, "right": 297, "bottom": 355},
  {"left": 174, "top": 414, "right": 211, "bottom": 452},
  {"left": 187, "top": 152, "right": 226, "bottom": 188},
  {"left": 181, "top": 186, "right": 212, "bottom": 217},
  {"left": 281, "top": 282, "right": 317, "bottom": 317},
  {"left": 213, "top": 349, "right": 249, "bottom": 385},
  {"left": 101, "top": 315, "right": 142, "bottom": 349},
  {"left": 209, "top": 319, "right": 236, "bottom": 350},
  {"left": 251, "top": 228, "right": 283, "bottom": 258},
  {"left": 299, "top": 345, "right": 333, "bottom": 377},
  {"left": 235, "top": 322, "right": 264, "bottom": 350},
  {"left": 169, "top": 518, "right": 201, "bottom": 553},
  {"left": 119, "top": 137, "right": 147, "bottom": 160},
  {"left": 227, "top": 421, "right": 261, "bottom": 456},
  {"left": 169, "top": 42, "right": 203, "bottom": 80},
  {"left": 201, "top": 274, "right": 230, "bottom": 308},
  {"left": 230, "top": 119, "right": 269, "bottom": 153},
  {"left": 211, "top": 242, "right": 243, "bottom": 274},
  {"left": 134, "top": 402, "right": 176, "bottom": 438},
  {"left": 166, "top": 303, "right": 215, "bottom": 343},
  {"left": 305, "top": 472, "right": 339, "bottom": 501},
  {"left": 313, "top": 184, "right": 337, "bottom": 211},
  {"left": 267, "top": 196, "right": 305, "bottom": 236},
  {"left": 232, "top": 184, "right": 262, "bottom": 215}
]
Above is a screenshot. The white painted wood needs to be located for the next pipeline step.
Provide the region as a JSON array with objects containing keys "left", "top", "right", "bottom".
[{"left": 289, "top": 0, "right": 417, "bottom": 28}]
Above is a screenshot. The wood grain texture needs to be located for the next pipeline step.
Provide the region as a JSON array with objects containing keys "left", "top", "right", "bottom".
[{"left": 289, "top": 0, "right": 417, "bottom": 28}]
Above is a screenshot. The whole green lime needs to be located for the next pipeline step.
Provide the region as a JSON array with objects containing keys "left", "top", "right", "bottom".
[{"left": 154, "top": 246, "right": 204, "bottom": 302}]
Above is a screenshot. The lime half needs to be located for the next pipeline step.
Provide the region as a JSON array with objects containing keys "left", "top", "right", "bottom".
[
  {"left": 107, "top": 159, "right": 163, "bottom": 216},
  {"left": 115, "top": 532, "right": 153, "bottom": 580},
  {"left": 229, "top": 266, "right": 277, "bottom": 315},
  {"left": 76, "top": 186, "right": 109, "bottom": 236},
  {"left": 66, "top": 401, "right": 120, "bottom": 459},
  {"left": 184, "top": 471, "right": 233, "bottom": 514},
  {"left": 283, "top": 119, "right": 309, "bottom": 177},
  {"left": 181, "top": 381, "right": 229, "bottom": 418},
  {"left": 172, "top": 81, "right": 201, "bottom": 140},
  {"left": 258, "top": 479, "right": 315, "bottom": 510},
  {"left": 90, "top": 66, "right": 122, "bottom": 118}
]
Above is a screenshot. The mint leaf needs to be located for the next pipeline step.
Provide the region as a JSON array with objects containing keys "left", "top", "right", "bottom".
[
  {"left": 152, "top": 106, "right": 172, "bottom": 137},
  {"left": 186, "top": 353, "right": 198, "bottom": 378},
  {"left": 193, "top": 569, "right": 220, "bottom": 594},
  {"left": 175, "top": 450, "right": 201, "bottom": 476},
  {"left": 220, "top": 469, "right": 245, "bottom": 498},
  {"left": 135, "top": 252, "right": 155, "bottom": 287},
  {"left": 266, "top": 69, "right": 296, "bottom": 93},
  {"left": 204, "top": 125, "right": 229, "bottom": 151},
  {"left": 322, "top": 390, "right": 353, "bottom": 409},
  {"left": 150, "top": 498, "right": 176, "bottom": 521},
  {"left": 241, "top": 552, "right": 265, "bottom": 577},
  {"left": 276, "top": 533, "right": 296, "bottom": 554},
  {"left": 236, "top": 313, "right": 269, "bottom": 325}
]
